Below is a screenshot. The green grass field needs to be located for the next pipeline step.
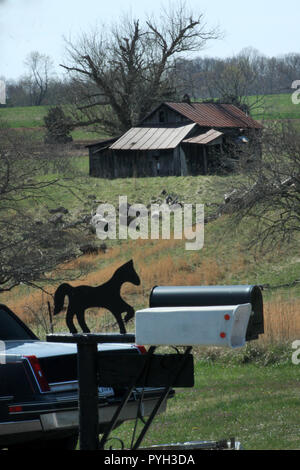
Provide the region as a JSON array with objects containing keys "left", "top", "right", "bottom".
[
  {"left": 1, "top": 93, "right": 300, "bottom": 143},
  {"left": 107, "top": 361, "right": 300, "bottom": 451},
  {"left": 0, "top": 104, "right": 50, "bottom": 128},
  {"left": 0, "top": 104, "right": 106, "bottom": 141},
  {"left": 249, "top": 93, "right": 300, "bottom": 120}
]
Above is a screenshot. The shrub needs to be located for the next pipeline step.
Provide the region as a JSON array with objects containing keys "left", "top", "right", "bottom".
[{"left": 44, "top": 106, "right": 74, "bottom": 144}]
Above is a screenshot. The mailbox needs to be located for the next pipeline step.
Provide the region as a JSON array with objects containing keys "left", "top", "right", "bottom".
[
  {"left": 135, "top": 304, "right": 252, "bottom": 348},
  {"left": 149, "top": 285, "right": 264, "bottom": 341}
]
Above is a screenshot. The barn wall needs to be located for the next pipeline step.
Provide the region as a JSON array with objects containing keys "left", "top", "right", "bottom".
[
  {"left": 183, "top": 143, "right": 206, "bottom": 175},
  {"left": 89, "top": 149, "right": 115, "bottom": 178},
  {"left": 89, "top": 147, "right": 179, "bottom": 178},
  {"left": 89, "top": 144, "right": 224, "bottom": 178}
]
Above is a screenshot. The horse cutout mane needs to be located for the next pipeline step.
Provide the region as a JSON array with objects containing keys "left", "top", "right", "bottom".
[{"left": 53, "top": 259, "right": 140, "bottom": 334}]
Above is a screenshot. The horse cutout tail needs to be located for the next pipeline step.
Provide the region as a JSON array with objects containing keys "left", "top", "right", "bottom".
[{"left": 53, "top": 283, "right": 73, "bottom": 315}]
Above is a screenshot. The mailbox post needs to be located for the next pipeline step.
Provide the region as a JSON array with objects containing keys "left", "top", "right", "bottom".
[{"left": 47, "top": 333, "right": 135, "bottom": 450}]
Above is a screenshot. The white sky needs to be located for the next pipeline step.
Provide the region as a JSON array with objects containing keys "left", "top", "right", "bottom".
[{"left": 0, "top": 0, "right": 299, "bottom": 80}]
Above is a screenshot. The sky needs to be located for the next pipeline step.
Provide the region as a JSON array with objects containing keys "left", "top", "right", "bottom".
[{"left": 0, "top": 0, "right": 299, "bottom": 80}]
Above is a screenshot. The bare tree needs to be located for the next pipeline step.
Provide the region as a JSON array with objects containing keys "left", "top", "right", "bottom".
[
  {"left": 171, "top": 49, "right": 300, "bottom": 103},
  {"left": 60, "top": 3, "right": 220, "bottom": 135},
  {"left": 203, "top": 48, "right": 266, "bottom": 114},
  {"left": 0, "top": 123, "right": 91, "bottom": 293},
  {"left": 221, "top": 121, "right": 300, "bottom": 250},
  {"left": 24, "top": 51, "right": 55, "bottom": 106}
]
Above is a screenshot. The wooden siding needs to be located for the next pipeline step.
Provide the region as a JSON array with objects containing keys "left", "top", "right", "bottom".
[{"left": 89, "top": 147, "right": 183, "bottom": 178}]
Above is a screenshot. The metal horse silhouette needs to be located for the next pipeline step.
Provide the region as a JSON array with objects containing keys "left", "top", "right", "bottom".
[{"left": 53, "top": 260, "right": 140, "bottom": 334}]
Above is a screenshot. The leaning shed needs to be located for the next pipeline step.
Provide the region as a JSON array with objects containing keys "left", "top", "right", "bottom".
[{"left": 88, "top": 101, "right": 263, "bottom": 178}]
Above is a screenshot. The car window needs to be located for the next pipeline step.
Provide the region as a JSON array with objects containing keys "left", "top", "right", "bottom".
[{"left": 0, "top": 307, "right": 36, "bottom": 340}]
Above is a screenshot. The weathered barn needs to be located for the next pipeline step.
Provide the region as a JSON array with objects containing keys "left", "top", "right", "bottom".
[{"left": 88, "top": 101, "right": 263, "bottom": 178}]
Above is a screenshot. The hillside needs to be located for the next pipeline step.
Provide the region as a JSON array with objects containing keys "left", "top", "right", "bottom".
[
  {"left": 0, "top": 104, "right": 106, "bottom": 143},
  {"left": 1, "top": 93, "right": 300, "bottom": 143},
  {"left": 0, "top": 164, "right": 299, "bottom": 342},
  {"left": 249, "top": 93, "right": 300, "bottom": 121}
]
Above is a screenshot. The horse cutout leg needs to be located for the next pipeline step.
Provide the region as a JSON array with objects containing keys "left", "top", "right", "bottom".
[
  {"left": 114, "top": 313, "right": 126, "bottom": 335},
  {"left": 66, "top": 307, "right": 79, "bottom": 334},
  {"left": 113, "top": 302, "right": 135, "bottom": 334},
  {"left": 53, "top": 260, "right": 141, "bottom": 334},
  {"left": 124, "top": 305, "right": 135, "bottom": 323},
  {"left": 76, "top": 309, "right": 91, "bottom": 334}
]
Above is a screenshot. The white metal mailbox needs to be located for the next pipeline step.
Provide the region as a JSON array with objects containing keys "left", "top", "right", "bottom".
[{"left": 135, "top": 304, "right": 252, "bottom": 348}]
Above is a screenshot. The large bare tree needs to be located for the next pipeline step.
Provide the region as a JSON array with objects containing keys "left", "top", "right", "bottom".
[{"left": 60, "top": 3, "right": 220, "bottom": 135}]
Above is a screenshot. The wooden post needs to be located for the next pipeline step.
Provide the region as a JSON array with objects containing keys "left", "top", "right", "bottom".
[
  {"left": 77, "top": 342, "right": 99, "bottom": 450},
  {"left": 47, "top": 301, "right": 53, "bottom": 334},
  {"left": 203, "top": 146, "right": 208, "bottom": 175}
]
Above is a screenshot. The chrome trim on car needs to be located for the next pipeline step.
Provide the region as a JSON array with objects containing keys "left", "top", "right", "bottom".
[
  {"left": 40, "top": 398, "right": 167, "bottom": 431},
  {"left": 8, "top": 406, "right": 78, "bottom": 415},
  {"left": 49, "top": 381, "right": 78, "bottom": 393},
  {"left": 48, "top": 381, "right": 115, "bottom": 398},
  {"left": 0, "top": 419, "right": 42, "bottom": 436}
]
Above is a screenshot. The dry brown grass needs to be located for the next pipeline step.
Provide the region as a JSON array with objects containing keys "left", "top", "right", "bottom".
[
  {"left": 262, "top": 296, "right": 300, "bottom": 343},
  {"left": 1, "top": 237, "right": 299, "bottom": 343}
]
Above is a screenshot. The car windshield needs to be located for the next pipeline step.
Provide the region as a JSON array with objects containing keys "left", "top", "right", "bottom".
[{"left": 0, "top": 307, "right": 35, "bottom": 341}]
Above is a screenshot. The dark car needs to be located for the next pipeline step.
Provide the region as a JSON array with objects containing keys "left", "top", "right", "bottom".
[{"left": 0, "top": 304, "right": 171, "bottom": 450}]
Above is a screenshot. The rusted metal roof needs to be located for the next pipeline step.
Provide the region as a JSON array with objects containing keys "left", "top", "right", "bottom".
[
  {"left": 109, "top": 123, "right": 196, "bottom": 151},
  {"left": 183, "top": 129, "right": 223, "bottom": 145},
  {"left": 162, "top": 102, "right": 263, "bottom": 129}
]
